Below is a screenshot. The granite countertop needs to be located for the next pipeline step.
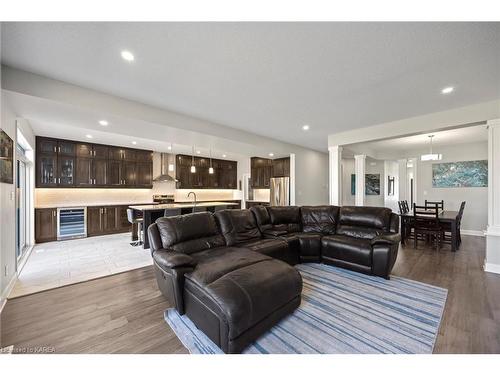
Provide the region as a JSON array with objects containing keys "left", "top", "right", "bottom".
[
  {"left": 129, "top": 201, "right": 239, "bottom": 211},
  {"left": 35, "top": 202, "right": 157, "bottom": 209}
]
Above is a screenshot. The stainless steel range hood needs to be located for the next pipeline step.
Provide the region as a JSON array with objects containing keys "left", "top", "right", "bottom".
[{"left": 153, "top": 153, "right": 177, "bottom": 182}]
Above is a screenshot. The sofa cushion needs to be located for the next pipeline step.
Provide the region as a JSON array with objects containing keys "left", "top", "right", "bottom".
[
  {"left": 295, "top": 232, "right": 322, "bottom": 259},
  {"left": 321, "top": 235, "right": 372, "bottom": 267},
  {"left": 300, "top": 205, "right": 339, "bottom": 235},
  {"left": 236, "top": 238, "right": 289, "bottom": 260},
  {"left": 250, "top": 205, "right": 272, "bottom": 233},
  {"left": 155, "top": 212, "right": 225, "bottom": 254},
  {"left": 267, "top": 206, "right": 301, "bottom": 233},
  {"left": 337, "top": 206, "right": 392, "bottom": 239},
  {"left": 188, "top": 247, "right": 270, "bottom": 285},
  {"left": 215, "top": 209, "right": 262, "bottom": 246},
  {"left": 185, "top": 259, "right": 302, "bottom": 340}
]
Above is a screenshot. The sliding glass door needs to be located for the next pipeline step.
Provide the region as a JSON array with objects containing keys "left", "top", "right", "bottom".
[{"left": 16, "top": 146, "right": 30, "bottom": 260}]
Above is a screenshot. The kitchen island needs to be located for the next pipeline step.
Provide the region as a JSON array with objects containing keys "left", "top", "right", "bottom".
[{"left": 129, "top": 201, "right": 240, "bottom": 249}]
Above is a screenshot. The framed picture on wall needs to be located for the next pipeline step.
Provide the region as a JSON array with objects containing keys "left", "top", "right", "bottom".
[
  {"left": 0, "top": 129, "right": 14, "bottom": 184},
  {"left": 365, "top": 174, "right": 380, "bottom": 195}
]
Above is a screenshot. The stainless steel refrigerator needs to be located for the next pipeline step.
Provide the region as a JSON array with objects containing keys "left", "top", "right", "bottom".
[{"left": 270, "top": 177, "right": 290, "bottom": 206}]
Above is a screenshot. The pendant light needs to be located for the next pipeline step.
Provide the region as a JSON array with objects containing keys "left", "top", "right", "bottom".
[
  {"left": 190, "top": 146, "right": 196, "bottom": 173},
  {"left": 420, "top": 135, "right": 443, "bottom": 161},
  {"left": 168, "top": 143, "right": 174, "bottom": 172},
  {"left": 209, "top": 148, "right": 214, "bottom": 174}
]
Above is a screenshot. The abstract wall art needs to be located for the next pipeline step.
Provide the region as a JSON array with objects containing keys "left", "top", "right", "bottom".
[
  {"left": 351, "top": 173, "right": 381, "bottom": 195},
  {"left": 0, "top": 129, "right": 14, "bottom": 184},
  {"left": 365, "top": 174, "right": 380, "bottom": 195},
  {"left": 432, "top": 160, "right": 488, "bottom": 188}
]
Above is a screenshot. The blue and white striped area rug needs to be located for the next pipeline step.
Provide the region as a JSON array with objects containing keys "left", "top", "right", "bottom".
[{"left": 164, "top": 263, "right": 447, "bottom": 354}]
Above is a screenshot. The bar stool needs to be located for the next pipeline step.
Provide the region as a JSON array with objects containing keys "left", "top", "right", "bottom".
[{"left": 127, "top": 209, "right": 143, "bottom": 247}]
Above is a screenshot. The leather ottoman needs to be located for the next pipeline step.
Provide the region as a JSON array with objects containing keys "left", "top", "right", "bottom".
[{"left": 183, "top": 254, "right": 302, "bottom": 353}]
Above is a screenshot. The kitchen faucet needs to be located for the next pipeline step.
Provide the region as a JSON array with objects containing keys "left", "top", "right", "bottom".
[{"left": 188, "top": 191, "right": 197, "bottom": 213}]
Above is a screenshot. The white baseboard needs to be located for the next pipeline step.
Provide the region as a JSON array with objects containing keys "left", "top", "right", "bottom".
[
  {"left": 461, "top": 229, "right": 485, "bottom": 237},
  {"left": 0, "top": 298, "right": 6, "bottom": 315},
  {"left": 484, "top": 262, "right": 500, "bottom": 275},
  {"left": 1, "top": 272, "right": 18, "bottom": 301}
]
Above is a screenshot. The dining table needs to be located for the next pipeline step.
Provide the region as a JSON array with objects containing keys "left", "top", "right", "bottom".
[{"left": 399, "top": 210, "right": 460, "bottom": 251}]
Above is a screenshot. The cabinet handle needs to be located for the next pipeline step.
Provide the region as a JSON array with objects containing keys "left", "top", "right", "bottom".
[
  {"left": 58, "top": 177, "right": 61, "bottom": 184},
  {"left": 58, "top": 146, "right": 61, "bottom": 153},
  {"left": 53, "top": 146, "right": 56, "bottom": 153},
  {"left": 53, "top": 210, "right": 56, "bottom": 217}
]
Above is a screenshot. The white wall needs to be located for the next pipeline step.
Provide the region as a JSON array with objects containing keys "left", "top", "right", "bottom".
[
  {"left": 0, "top": 92, "right": 17, "bottom": 299},
  {"left": 416, "top": 141, "right": 488, "bottom": 233}
]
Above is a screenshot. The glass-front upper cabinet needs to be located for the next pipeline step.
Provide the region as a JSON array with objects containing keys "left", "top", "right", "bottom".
[
  {"left": 37, "top": 154, "right": 58, "bottom": 187},
  {"left": 58, "top": 156, "right": 75, "bottom": 186}
]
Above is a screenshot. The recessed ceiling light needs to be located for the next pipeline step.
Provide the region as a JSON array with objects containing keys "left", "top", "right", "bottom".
[
  {"left": 131, "top": 141, "right": 137, "bottom": 145},
  {"left": 302, "top": 124, "right": 310, "bottom": 131},
  {"left": 85, "top": 134, "right": 93, "bottom": 139},
  {"left": 222, "top": 154, "right": 227, "bottom": 158},
  {"left": 441, "top": 86, "right": 454, "bottom": 94},
  {"left": 167, "top": 145, "right": 172, "bottom": 150},
  {"left": 269, "top": 153, "right": 274, "bottom": 157},
  {"left": 98, "top": 120, "right": 108, "bottom": 126},
  {"left": 121, "top": 50, "right": 135, "bottom": 62},
  {"left": 196, "top": 150, "right": 201, "bottom": 154}
]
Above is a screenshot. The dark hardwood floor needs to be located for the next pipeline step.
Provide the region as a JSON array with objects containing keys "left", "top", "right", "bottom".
[{"left": 1, "top": 235, "right": 499, "bottom": 354}]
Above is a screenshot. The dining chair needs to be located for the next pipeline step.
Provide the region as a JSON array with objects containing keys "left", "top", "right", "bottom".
[
  {"left": 456, "top": 201, "right": 466, "bottom": 245},
  {"left": 403, "top": 200, "right": 410, "bottom": 213},
  {"left": 425, "top": 199, "right": 444, "bottom": 210},
  {"left": 442, "top": 201, "right": 466, "bottom": 249},
  {"left": 413, "top": 203, "right": 444, "bottom": 250}
]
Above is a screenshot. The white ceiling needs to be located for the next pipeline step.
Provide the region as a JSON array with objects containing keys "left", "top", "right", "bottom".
[
  {"left": 2, "top": 22, "right": 500, "bottom": 151},
  {"left": 345, "top": 125, "right": 488, "bottom": 158}
]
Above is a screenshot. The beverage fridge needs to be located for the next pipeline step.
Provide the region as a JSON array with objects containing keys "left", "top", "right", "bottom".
[{"left": 270, "top": 177, "right": 290, "bottom": 206}]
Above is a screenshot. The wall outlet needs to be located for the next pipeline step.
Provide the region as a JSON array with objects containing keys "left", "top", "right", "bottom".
[{"left": 10, "top": 191, "right": 15, "bottom": 200}]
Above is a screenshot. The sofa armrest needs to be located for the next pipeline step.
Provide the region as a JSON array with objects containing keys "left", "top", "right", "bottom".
[
  {"left": 153, "top": 249, "right": 197, "bottom": 269},
  {"left": 152, "top": 249, "right": 197, "bottom": 315},
  {"left": 263, "top": 229, "right": 288, "bottom": 237},
  {"left": 371, "top": 233, "right": 400, "bottom": 279},
  {"left": 371, "top": 233, "right": 401, "bottom": 246}
]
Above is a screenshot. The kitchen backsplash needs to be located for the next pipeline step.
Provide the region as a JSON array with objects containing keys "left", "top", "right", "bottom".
[
  {"left": 253, "top": 189, "right": 270, "bottom": 202},
  {"left": 35, "top": 187, "right": 243, "bottom": 207}
]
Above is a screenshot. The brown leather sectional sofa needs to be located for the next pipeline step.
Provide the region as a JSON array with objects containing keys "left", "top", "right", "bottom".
[{"left": 148, "top": 205, "right": 400, "bottom": 353}]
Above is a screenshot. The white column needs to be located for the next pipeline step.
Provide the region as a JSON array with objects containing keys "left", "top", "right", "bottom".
[
  {"left": 397, "top": 159, "right": 407, "bottom": 203},
  {"left": 485, "top": 118, "right": 500, "bottom": 274},
  {"left": 354, "top": 154, "right": 366, "bottom": 206},
  {"left": 329, "top": 146, "right": 342, "bottom": 205},
  {"left": 289, "top": 153, "right": 296, "bottom": 205}
]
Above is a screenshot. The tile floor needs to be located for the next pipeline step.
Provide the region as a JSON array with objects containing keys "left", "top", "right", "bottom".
[{"left": 9, "top": 233, "right": 153, "bottom": 298}]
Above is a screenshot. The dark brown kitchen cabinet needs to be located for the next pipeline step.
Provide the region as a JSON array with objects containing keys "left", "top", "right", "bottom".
[
  {"left": 251, "top": 157, "right": 272, "bottom": 188},
  {"left": 36, "top": 137, "right": 152, "bottom": 188},
  {"left": 107, "top": 160, "right": 123, "bottom": 186},
  {"left": 136, "top": 150, "right": 153, "bottom": 162},
  {"left": 109, "top": 147, "right": 136, "bottom": 161},
  {"left": 175, "top": 155, "right": 237, "bottom": 189},
  {"left": 87, "top": 207, "right": 103, "bottom": 236},
  {"left": 122, "top": 162, "right": 136, "bottom": 186},
  {"left": 136, "top": 162, "right": 152, "bottom": 187},
  {"left": 87, "top": 205, "right": 131, "bottom": 237},
  {"left": 36, "top": 153, "right": 58, "bottom": 187},
  {"left": 76, "top": 157, "right": 108, "bottom": 187},
  {"left": 35, "top": 208, "right": 57, "bottom": 243},
  {"left": 272, "top": 157, "right": 290, "bottom": 178}
]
